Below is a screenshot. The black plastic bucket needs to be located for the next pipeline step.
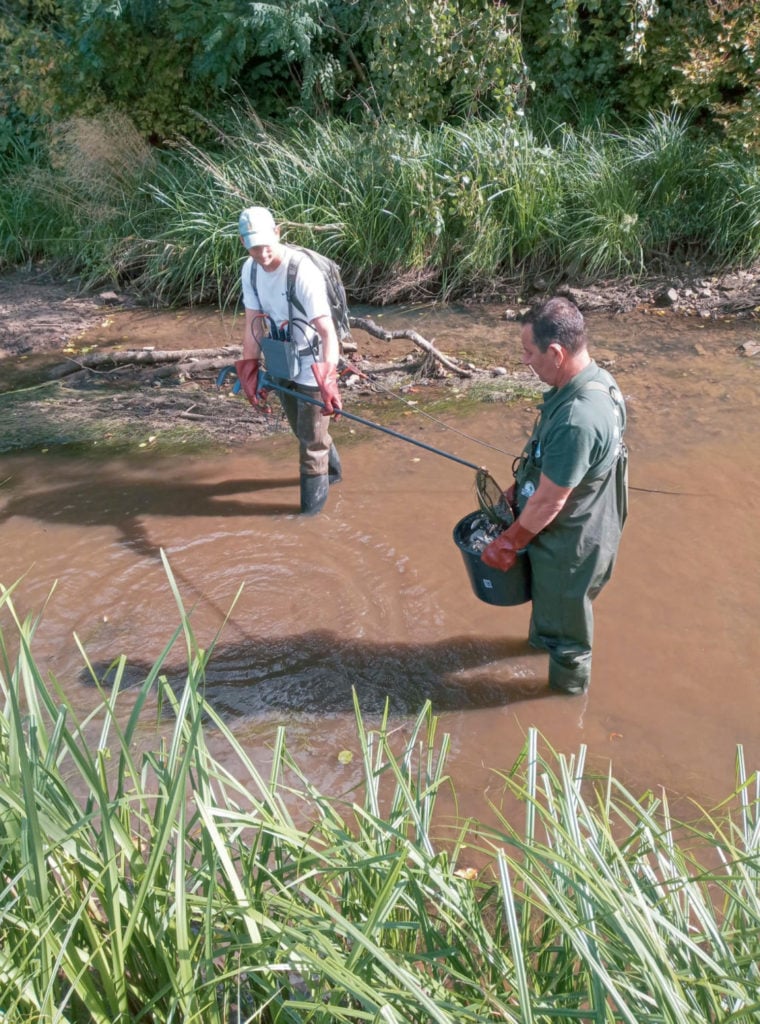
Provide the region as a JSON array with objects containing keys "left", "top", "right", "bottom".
[{"left": 453, "top": 511, "right": 532, "bottom": 607}]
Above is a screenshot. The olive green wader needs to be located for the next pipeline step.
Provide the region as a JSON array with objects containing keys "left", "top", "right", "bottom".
[{"left": 515, "top": 365, "right": 628, "bottom": 694}]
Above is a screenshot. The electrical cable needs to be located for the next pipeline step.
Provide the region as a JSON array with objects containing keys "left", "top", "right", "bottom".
[
  {"left": 263, "top": 378, "right": 483, "bottom": 471},
  {"left": 220, "top": 362, "right": 702, "bottom": 500}
]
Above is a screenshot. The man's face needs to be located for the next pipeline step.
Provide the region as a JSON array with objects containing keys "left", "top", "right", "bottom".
[
  {"left": 520, "top": 323, "right": 561, "bottom": 386},
  {"left": 246, "top": 244, "right": 280, "bottom": 271},
  {"left": 241, "top": 225, "right": 282, "bottom": 271}
]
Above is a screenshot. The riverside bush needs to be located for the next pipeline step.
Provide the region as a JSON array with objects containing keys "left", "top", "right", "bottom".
[
  {"left": 5, "top": 2, "right": 760, "bottom": 153},
  {"left": 1, "top": 563, "right": 759, "bottom": 1023}
]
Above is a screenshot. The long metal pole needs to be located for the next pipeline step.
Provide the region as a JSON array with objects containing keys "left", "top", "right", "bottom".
[{"left": 265, "top": 379, "right": 483, "bottom": 472}]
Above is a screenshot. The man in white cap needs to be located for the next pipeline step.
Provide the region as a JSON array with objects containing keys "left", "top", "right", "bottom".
[{"left": 235, "top": 206, "right": 342, "bottom": 515}]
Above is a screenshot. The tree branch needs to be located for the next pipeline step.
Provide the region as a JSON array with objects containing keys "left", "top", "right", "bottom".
[
  {"left": 348, "top": 315, "right": 472, "bottom": 377},
  {"left": 46, "top": 317, "right": 471, "bottom": 381}
]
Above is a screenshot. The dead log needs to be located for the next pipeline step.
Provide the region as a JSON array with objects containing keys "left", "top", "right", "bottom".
[
  {"left": 718, "top": 294, "right": 760, "bottom": 315},
  {"left": 47, "top": 316, "right": 469, "bottom": 382},
  {"left": 174, "top": 357, "right": 236, "bottom": 375},
  {"left": 349, "top": 315, "right": 472, "bottom": 377},
  {"left": 48, "top": 347, "right": 241, "bottom": 379}
]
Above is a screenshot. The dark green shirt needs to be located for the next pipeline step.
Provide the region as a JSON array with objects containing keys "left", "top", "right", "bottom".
[
  {"left": 515, "top": 361, "right": 627, "bottom": 521},
  {"left": 537, "top": 362, "right": 625, "bottom": 488}
]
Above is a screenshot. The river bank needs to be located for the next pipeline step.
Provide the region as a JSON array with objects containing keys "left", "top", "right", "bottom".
[
  {"left": 2, "top": 261, "right": 759, "bottom": 453},
  {"left": 5, "top": 260, "right": 760, "bottom": 354}
]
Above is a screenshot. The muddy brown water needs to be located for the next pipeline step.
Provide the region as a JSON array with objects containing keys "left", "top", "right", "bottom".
[{"left": 1, "top": 303, "right": 758, "bottom": 826}]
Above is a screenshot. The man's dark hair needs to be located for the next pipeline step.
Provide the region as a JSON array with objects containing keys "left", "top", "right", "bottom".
[{"left": 521, "top": 297, "right": 587, "bottom": 354}]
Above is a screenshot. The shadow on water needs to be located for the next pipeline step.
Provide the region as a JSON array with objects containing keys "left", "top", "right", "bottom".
[
  {"left": 0, "top": 462, "right": 302, "bottom": 555},
  {"left": 82, "top": 632, "right": 556, "bottom": 720}
]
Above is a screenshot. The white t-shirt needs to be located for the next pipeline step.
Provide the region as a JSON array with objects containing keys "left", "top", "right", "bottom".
[{"left": 241, "top": 248, "right": 331, "bottom": 385}]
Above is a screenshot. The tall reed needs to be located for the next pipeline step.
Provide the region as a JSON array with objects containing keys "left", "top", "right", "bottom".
[
  {"left": 3, "top": 109, "right": 759, "bottom": 307},
  {"left": 1, "top": 563, "right": 758, "bottom": 1022}
]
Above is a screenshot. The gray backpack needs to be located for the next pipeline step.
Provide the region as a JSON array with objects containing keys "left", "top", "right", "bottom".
[{"left": 250, "top": 245, "right": 351, "bottom": 348}]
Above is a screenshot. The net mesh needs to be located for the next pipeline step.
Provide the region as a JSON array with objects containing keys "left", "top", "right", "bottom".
[{"left": 474, "top": 468, "right": 514, "bottom": 528}]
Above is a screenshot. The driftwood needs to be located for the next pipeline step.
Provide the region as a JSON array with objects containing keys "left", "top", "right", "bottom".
[
  {"left": 46, "top": 316, "right": 471, "bottom": 381},
  {"left": 47, "top": 347, "right": 239, "bottom": 379},
  {"left": 718, "top": 294, "right": 760, "bottom": 315},
  {"left": 349, "top": 316, "right": 472, "bottom": 378}
]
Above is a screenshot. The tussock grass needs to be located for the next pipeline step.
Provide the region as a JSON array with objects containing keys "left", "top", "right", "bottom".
[
  {"left": 1, "top": 562, "right": 759, "bottom": 1022},
  {"left": 2, "top": 109, "right": 759, "bottom": 306}
]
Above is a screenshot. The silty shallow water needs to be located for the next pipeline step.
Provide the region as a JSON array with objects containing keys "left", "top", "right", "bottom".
[{"left": 1, "top": 302, "right": 758, "bottom": 823}]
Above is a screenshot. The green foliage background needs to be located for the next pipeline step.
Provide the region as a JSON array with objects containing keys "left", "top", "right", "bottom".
[{"left": 2, "top": 0, "right": 760, "bottom": 149}]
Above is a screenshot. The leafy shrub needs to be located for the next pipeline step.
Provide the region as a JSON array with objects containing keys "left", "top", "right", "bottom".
[{"left": 362, "top": 0, "right": 529, "bottom": 126}]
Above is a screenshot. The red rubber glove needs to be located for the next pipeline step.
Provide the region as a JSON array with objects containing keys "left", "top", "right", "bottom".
[
  {"left": 311, "top": 362, "right": 342, "bottom": 418},
  {"left": 235, "top": 358, "right": 260, "bottom": 406},
  {"left": 481, "top": 519, "right": 536, "bottom": 572}
]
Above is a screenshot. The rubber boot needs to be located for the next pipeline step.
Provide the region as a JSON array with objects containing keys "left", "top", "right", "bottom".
[
  {"left": 327, "top": 444, "right": 342, "bottom": 485},
  {"left": 548, "top": 656, "right": 590, "bottom": 695},
  {"left": 300, "top": 473, "right": 330, "bottom": 516}
]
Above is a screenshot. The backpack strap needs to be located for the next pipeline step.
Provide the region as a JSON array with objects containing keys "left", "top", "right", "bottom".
[
  {"left": 286, "top": 250, "right": 307, "bottom": 319},
  {"left": 249, "top": 250, "right": 318, "bottom": 355},
  {"left": 285, "top": 250, "right": 321, "bottom": 359},
  {"left": 249, "top": 261, "right": 262, "bottom": 311}
]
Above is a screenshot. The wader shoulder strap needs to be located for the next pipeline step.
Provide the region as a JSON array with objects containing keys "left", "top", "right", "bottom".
[
  {"left": 614, "top": 440, "right": 629, "bottom": 528},
  {"left": 583, "top": 380, "right": 628, "bottom": 525},
  {"left": 581, "top": 379, "right": 627, "bottom": 431},
  {"left": 540, "top": 377, "right": 627, "bottom": 493}
]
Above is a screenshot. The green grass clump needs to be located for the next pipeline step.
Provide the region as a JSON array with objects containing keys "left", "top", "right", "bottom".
[
  {"left": 1, "top": 563, "right": 759, "bottom": 1022},
  {"left": 3, "top": 109, "right": 760, "bottom": 309},
  {"left": 467, "top": 377, "right": 543, "bottom": 404}
]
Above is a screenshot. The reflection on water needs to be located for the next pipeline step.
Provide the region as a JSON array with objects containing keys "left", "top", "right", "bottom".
[{"left": 1, "top": 306, "right": 758, "bottom": 822}]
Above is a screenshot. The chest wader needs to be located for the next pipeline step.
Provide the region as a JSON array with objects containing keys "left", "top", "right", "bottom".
[{"left": 515, "top": 379, "right": 628, "bottom": 695}]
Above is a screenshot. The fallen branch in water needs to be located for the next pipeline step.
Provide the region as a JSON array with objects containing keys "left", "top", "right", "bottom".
[
  {"left": 46, "top": 347, "right": 239, "bottom": 379},
  {"left": 349, "top": 315, "right": 472, "bottom": 378},
  {"left": 45, "top": 317, "right": 470, "bottom": 382}
]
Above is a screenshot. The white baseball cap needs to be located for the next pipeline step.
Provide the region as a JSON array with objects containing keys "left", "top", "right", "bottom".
[{"left": 239, "top": 206, "right": 278, "bottom": 247}]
